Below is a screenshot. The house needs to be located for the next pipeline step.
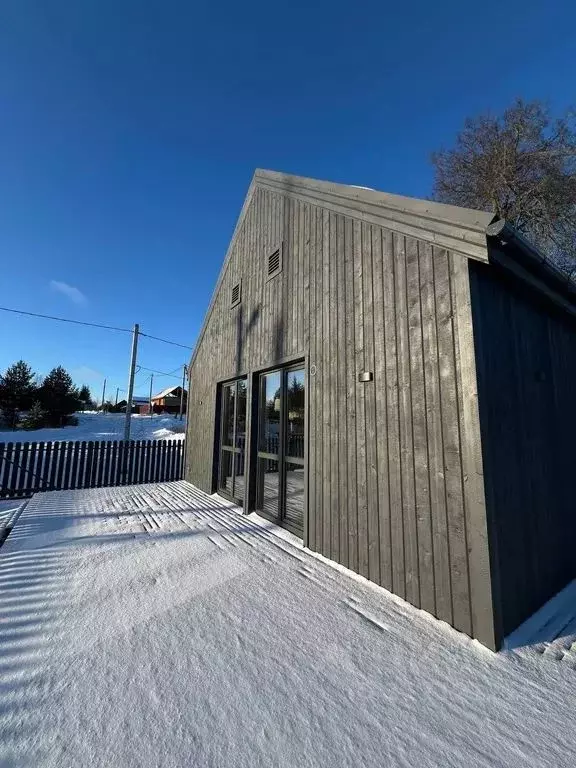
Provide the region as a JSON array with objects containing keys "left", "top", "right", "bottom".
[
  {"left": 185, "top": 169, "right": 576, "bottom": 651},
  {"left": 115, "top": 396, "right": 149, "bottom": 414},
  {"left": 143, "top": 385, "right": 187, "bottom": 415}
]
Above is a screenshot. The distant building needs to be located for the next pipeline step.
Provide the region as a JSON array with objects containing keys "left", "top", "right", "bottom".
[
  {"left": 115, "top": 397, "right": 149, "bottom": 414},
  {"left": 137, "top": 386, "right": 187, "bottom": 415}
]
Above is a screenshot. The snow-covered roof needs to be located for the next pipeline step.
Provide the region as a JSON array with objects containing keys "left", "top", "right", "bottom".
[{"left": 152, "top": 385, "right": 182, "bottom": 400}]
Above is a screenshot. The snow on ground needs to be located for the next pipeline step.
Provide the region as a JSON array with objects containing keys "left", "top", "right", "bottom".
[
  {"left": 1, "top": 481, "right": 576, "bottom": 767},
  {"left": 0, "top": 411, "right": 186, "bottom": 444},
  {"left": 0, "top": 499, "right": 23, "bottom": 534}
]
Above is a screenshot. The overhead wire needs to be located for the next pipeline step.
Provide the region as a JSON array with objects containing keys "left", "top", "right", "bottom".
[
  {"left": 0, "top": 305, "right": 130, "bottom": 334},
  {"left": 138, "top": 332, "right": 193, "bottom": 351},
  {"left": 136, "top": 365, "right": 183, "bottom": 379},
  {"left": 0, "top": 305, "right": 193, "bottom": 350}
]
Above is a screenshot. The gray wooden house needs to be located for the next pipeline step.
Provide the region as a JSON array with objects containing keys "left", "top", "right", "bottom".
[{"left": 185, "top": 170, "right": 576, "bottom": 650}]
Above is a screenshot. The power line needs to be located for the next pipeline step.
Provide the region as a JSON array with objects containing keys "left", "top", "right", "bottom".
[
  {"left": 0, "top": 305, "right": 131, "bottom": 334},
  {"left": 139, "top": 332, "right": 193, "bottom": 351},
  {"left": 0, "top": 305, "right": 193, "bottom": 350},
  {"left": 137, "top": 365, "right": 182, "bottom": 379}
]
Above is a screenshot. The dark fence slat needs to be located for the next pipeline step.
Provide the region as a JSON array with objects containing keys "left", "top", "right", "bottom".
[
  {"left": 86, "top": 441, "right": 95, "bottom": 488},
  {"left": 164, "top": 440, "right": 171, "bottom": 481},
  {"left": 171, "top": 441, "right": 178, "bottom": 480},
  {"left": 77, "top": 440, "right": 88, "bottom": 489},
  {"left": 174, "top": 441, "right": 181, "bottom": 480},
  {"left": 0, "top": 443, "right": 6, "bottom": 496},
  {"left": 42, "top": 441, "right": 53, "bottom": 491},
  {"left": 110, "top": 440, "right": 122, "bottom": 485},
  {"left": 124, "top": 440, "right": 132, "bottom": 485},
  {"left": 55, "top": 442, "right": 67, "bottom": 490},
  {"left": 147, "top": 440, "right": 154, "bottom": 484},
  {"left": 106, "top": 441, "right": 118, "bottom": 485},
  {"left": 152, "top": 439, "right": 158, "bottom": 483},
  {"left": 92, "top": 440, "right": 106, "bottom": 488},
  {"left": 15, "top": 442, "right": 29, "bottom": 496},
  {"left": 143, "top": 440, "right": 150, "bottom": 484},
  {"left": 20, "top": 442, "right": 33, "bottom": 497},
  {"left": 98, "top": 442, "right": 107, "bottom": 488},
  {"left": 135, "top": 440, "right": 143, "bottom": 485},
  {"left": 62, "top": 442, "right": 71, "bottom": 490},
  {"left": 152, "top": 440, "right": 162, "bottom": 483},
  {"left": 123, "top": 440, "right": 132, "bottom": 485},
  {"left": 3, "top": 443, "right": 15, "bottom": 495},
  {"left": 69, "top": 441, "right": 80, "bottom": 489},
  {"left": 8, "top": 443, "right": 20, "bottom": 496},
  {"left": 48, "top": 441, "right": 60, "bottom": 491},
  {"left": 159, "top": 440, "right": 168, "bottom": 482},
  {"left": 104, "top": 441, "right": 113, "bottom": 487},
  {"left": 36, "top": 441, "right": 47, "bottom": 493},
  {"left": 66, "top": 441, "right": 77, "bottom": 490},
  {"left": 95, "top": 441, "right": 103, "bottom": 488},
  {"left": 8, "top": 443, "right": 19, "bottom": 495},
  {"left": 168, "top": 440, "right": 176, "bottom": 480},
  {"left": 172, "top": 441, "right": 179, "bottom": 480}
]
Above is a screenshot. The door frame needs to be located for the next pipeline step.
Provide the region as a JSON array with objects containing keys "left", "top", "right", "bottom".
[
  {"left": 215, "top": 376, "right": 247, "bottom": 505},
  {"left": 251, "top": 360, "right": 307, "bottom": 538}
]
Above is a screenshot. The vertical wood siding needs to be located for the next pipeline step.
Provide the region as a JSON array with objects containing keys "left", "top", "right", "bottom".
[
  {"left": 470, "top": 258, "right": 576, "bottom": 642},
  {"left": 186, "top": 186, "right": 494, "bottom": 646}
]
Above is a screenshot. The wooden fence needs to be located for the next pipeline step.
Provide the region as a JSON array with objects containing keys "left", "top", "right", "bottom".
[{"left": 0, "top": 439, "right": 185, "bottom": 499}]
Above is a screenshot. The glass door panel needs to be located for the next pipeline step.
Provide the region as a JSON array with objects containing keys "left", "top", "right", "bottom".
[
  {"left": 256, "top": 364, "right": 305, "bottom": 537},
  {"left": 221, "top": 384, "right": 235, "bottom": 446},
  {"left": 217, "top": 378, "right": 246, "bottom": 504},
  {"left": 286, "top": 368, "right": 305, "bottom": 461},
  {"left": 259, "top": 371, "right": 281, "bottom": 453}
]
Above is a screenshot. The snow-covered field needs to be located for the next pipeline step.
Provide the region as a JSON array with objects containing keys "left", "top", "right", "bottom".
[
  {"left": 1, "top": 481, "right": 575, "bottom": 767},
  {"left": 0, "top": 411, "right": 186, "bottom": 443}
]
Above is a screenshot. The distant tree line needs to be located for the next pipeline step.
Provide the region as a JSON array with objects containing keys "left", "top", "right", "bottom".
[{"left": 0, "top": 360, "right": 96, "bottom": 431}]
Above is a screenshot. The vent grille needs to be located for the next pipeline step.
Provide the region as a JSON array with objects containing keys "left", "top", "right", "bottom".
[
  {"left": 267, "top": 244, "right": 282, "bottom": 280},
  {"left": 231, "top": 281, "right": 241, "bottom": 308}
]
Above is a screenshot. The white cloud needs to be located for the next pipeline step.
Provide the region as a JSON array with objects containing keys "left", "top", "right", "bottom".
[
  {"left": 50, "top": 280, "right": 87, "bottom": 305},
  {"left": 71, "top": 366, "right": 104, "bottom": 384}
]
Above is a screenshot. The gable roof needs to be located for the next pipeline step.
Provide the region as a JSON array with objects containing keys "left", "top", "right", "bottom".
[
  {"left": 254, "top": 169, "right": 495, "bottom": 262},
  {"left": 116, "top": 396, "right": 149, "bottom": 406},
  {"left": 189, "top": 169, "right": 496, "bottom": 368},
  {"left": 152, "top": 385, "right": 183, "bottom": 400}
]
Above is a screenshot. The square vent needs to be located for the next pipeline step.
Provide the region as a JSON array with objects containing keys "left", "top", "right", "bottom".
[
  {"left": 267, "top": 243, "right": 283, "bottom": 281},
  {"left": 231, "top": 280, "right": 241, "bottom": 308}
]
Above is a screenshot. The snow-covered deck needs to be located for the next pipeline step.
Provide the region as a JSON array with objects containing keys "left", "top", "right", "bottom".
[{"left": 1, "top": 481, "right": 576, "bottom": 767}]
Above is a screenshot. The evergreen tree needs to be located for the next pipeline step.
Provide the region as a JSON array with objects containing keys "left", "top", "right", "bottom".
[
  {"left": 20, "top": 401, "right": 48, "bottom": 430},
  {"left": 0, "top": 360, "right": 37, "bottom": 429},
  {"left": 78, "top": 384, "right": 95, "bottom": 410},
  {"left": 39, "top": 366, "right": 82, "bottom": 427}
]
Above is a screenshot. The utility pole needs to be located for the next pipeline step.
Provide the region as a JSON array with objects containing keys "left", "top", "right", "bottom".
[
  {"left": 123, "top": 323, "right": 139, "bottom": 441},
  {"left": 101, "top": 378, "right": 107, "bottom": 412},
  {"left": 115, "top": 387, "right": 119, "bottom": 407},
  {"left": 178, "top": 364, "right": 187, "bottom": 420},
  {"left": 148, "top": 374, "right": 154, "bottom": 418}
]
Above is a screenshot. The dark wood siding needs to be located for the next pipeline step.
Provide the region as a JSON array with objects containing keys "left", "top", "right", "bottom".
[
  {"left": 470, "top": 257, "right": 576, "bottom": 642},
  {"left": 186, "top": 183, "right": 495, "bottom": 647}
]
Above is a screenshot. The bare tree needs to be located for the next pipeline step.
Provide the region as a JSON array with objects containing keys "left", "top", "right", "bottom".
[{"left": 431, "top": 99, "right": 576, "bottom": 275}]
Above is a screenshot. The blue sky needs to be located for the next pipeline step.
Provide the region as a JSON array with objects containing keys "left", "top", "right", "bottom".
[{"left": 0, "top": 0, "right": 574, "bottom": 402}]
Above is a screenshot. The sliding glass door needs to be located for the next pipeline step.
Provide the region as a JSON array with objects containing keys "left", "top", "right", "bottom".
[{"left": 218, "top": 378, "right": 247, "bottom": 504}]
